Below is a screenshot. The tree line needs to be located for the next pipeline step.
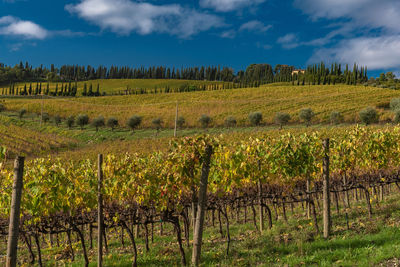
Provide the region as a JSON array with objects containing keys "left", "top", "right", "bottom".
[
  {"left": 0, "top": 61, "right": 369, "bottom": 86},
  {"left": 1, "top": 82, "right": 103, "bottom": 97}
]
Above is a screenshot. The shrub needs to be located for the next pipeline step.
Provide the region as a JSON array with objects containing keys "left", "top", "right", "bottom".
[
  {"left": 199, "top": 114, "right": 211, "bottom": 128},
  {"left": 330, "top": 111, "right": 344, "bottom": 125},
  {"left": 42, "top": 113, "right": 50, "bottom": 123},
  {"left": 66, "top": 116, "right": 75, "bottom": 129},
  {"left": 394, "top": 109, "right": 400, "bottom": 124},
  {"left": 127, "top": 115, "right": 142, "bottom": 133},
  {"left": 225, "top": 116, "right": 237, "bottom": 127},
  {"left": 390, "top": 98, "right": 400, "bottom": 110},
  {"left": 0, "top": 104, "right": 5, "bottom": 112},
  {"left": 54, "top": 115, "right": 62, "bottom": 126},
  {"left": 275, "top": 112, "right": 290, "bottom": 129},
  {"left": 249, "top": 112, "right": 262, "bottom": 126},
  {"left": 359, "top": 107, "right": 379, "bottom": 125},
  {"left": 299, "top": 108, "right": 314, "bottom": 127},
  {"left": 177, "top": 116, "right": 185, "bottom": 128},
  {"left": 107, "top": 117, "right": 119, "bottom": 131},
  {"left": 18, "top": 109, "right": 26, "bottom": 119},
  {"left": 92, "top": 116, "right": 105, "bottom": 131},
  {"left": 152, "top": 118, "right": 163, "bottom": 131},
  {"left": 76, "top": 114, "right": 89, "bottom": 130}
]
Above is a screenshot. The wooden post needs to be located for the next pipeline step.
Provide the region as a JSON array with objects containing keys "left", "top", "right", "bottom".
[
  {"left": 257, "top": 160, "right": 264, "bottom": 233},
  {"left": 174, "top": 101, "right": 178, "bottom": 138},
  {"left": 258, "top": 180, "right": 264, "bottom": 233},
  {"left": 306, "top": 179, "right": 311, "bottom": 219},
  {"left": 191, "top": 145, "right": 213, "bottom": 267},
  {"left": 323, "top": 139, "right": 331, "bottom": 239},
  {"left": 40, "top": 94, "right": 43, "bottom": 126},
  {"left": 6, "top": 156, "right": 25, "bottom": 267},
  {"left": 97, "top": 154, "right": 104, "bottom": 267}
]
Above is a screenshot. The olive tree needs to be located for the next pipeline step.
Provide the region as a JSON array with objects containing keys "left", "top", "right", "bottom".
[
  {"left": 275, "top": 112, "right": 290, "bottom": 129},
  {"left": 225, "top": 116, "right": 237, "bottom": 127},
  {"left": 66, "top": 116, "right": 75, "bottom": 129},
  {"left": 107, "top": 117, "right": 119, "bottom": 131},
  {"left": 249, "top": 112, "right": 262, "bottom": 126},
  {"left": 299, "top": 108, "right": 314, "bottom": 127},
  {"left": 152, "top": 118, "right": 163, "bottom": 133},
  {"left": 359, "top": 107, "right": 379, "bottom": 125},
  {"left": 127, "top": 115, "right": 142, "bottom": 133},
  {"left": 92, "top": 116, "right": 105, "bottom": 131},
  {"left": 54, "top": 115, "right": 62, "bottom": 126},
  {"left": 76, "top": 114, "right": 89, "bottom": 130},
  {"left": 390, "top": 97, "right": 400, "bottom": 110},
  {"left": 199, "top": 114, "right": 211, "bottom": 128},
  {"left": 177, "top": 116, "right": 185, "bottom": 128}
]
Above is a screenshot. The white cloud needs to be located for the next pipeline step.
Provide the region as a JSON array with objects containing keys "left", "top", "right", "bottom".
[
  {"left": 277, "top": 33, "right": 299, "bottom": 49},
  {"left": 239, "top": 20, "right": 271, "bottom": 33},
  {"left": 294, "top": 0, "right": 400, "bottom": 33},
  {"left": 309, "top": 35, "right": 400, "bottom": 70},
  {"left": 220, "top": 29, "right": 236, "bottom": 39},
  {"left": 293, "top": 0, "right": 400, "bottom": 72},
  {"left": 0, "top": 16, "right": 48, "bottom": 39},
  {"left": 66, "top": 0, "right": 223, "bottom": 38},
  {"left": 200, "top": 0, "right": 266, "bottom": 12}
]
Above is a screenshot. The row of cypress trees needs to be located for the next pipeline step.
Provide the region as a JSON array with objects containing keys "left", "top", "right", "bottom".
[{"left": 1, "top": 61, "right": 368, "bottom": 86}]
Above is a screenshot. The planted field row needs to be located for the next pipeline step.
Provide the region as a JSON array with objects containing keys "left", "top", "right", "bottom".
[
  {"left": 0, "top": 121, "right": 76, "bottom": 157},
  {"left": 2, "top": 84, "right": 400, "bottom": 128}
]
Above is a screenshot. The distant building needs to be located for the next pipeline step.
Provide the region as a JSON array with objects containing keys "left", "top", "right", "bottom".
[{"left": 292, "top": 69, "right": 305, "bottom": 75}]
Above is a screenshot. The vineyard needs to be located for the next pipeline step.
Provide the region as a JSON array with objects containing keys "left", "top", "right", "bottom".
[
  {"left": 0, "top": 116, "right": 76, "bottom": 158},
  {"left": 1, "top": 126, "right": 400, "bottom": 266},
  {"left": 2, "top": 84, "right": 400, "bottom": 128},
  {"left": 0, "top": 79, "right": 233, "bottom": 96}
]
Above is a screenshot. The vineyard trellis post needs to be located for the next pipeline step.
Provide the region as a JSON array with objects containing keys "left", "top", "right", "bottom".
[
  {"left": 191, "top": 145, "right": 213, "bottom": 267},
  {"left": 40, "top": 94, "right": 43, "bottom": 126},
  {"left": 6, "top": 156, "right": 25, "bottom": 267},
  {"left": 322, "top": 139, "right": 331, "bottom": 239},
  {"left": 97, "top": 154, "right": 104, "bottom": 267},
  {"left": 174, "top": 101, "right": 178, "bottom": 138}
]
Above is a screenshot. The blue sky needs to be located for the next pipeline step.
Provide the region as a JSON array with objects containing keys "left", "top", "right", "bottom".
[{"left": 1, "top": 0, "right": 400, "bottom": 76}]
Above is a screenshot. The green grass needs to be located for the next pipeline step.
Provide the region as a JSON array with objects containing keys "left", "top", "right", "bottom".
[{"left": 4, "top": 191, "right": 400, "bottom": 266}]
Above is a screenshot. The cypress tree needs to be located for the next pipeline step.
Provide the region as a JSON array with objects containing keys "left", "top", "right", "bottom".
[
  {"left": 83, "top": 83, "right": 87, "bottom": 96},
  {"left": 88, "top": 84, "right": 93, "bottom": 96}
]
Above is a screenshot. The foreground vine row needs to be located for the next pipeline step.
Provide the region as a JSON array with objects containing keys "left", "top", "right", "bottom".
[{"left": 1, "top": 126, "right": 400, "bottom": 266}]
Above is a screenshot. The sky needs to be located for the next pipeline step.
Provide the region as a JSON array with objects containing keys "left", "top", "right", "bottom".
[{"left": 1, "top": 0, "right": 400, "bottom": 76}]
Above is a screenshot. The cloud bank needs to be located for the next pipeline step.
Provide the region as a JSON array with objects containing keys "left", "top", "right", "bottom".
[
  {"left": 293, "top": 0, "right": 400, "bottom": 70},
  {"left": 310, "top": 36, "right": 400, "bottom": 70},
  {"left": 200, "top": 0, "right": 266, "bottom": 12},
  {"left": 0, "top": 16, "right": 48, "bottom": 39},
  {"left": 66, "top": 0, "right": 224, "bottom": 38}
]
